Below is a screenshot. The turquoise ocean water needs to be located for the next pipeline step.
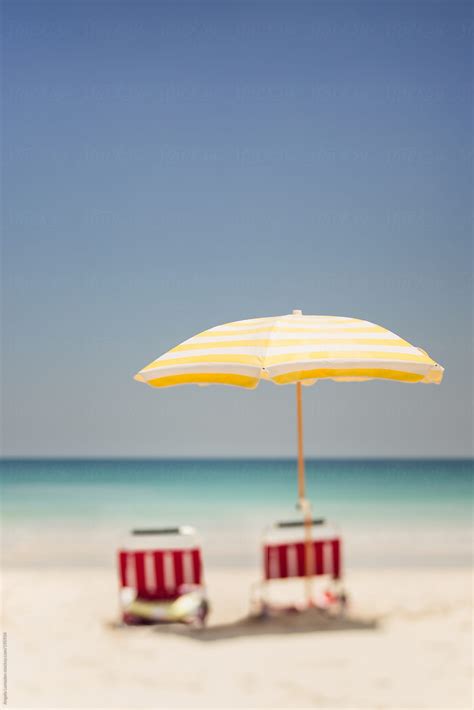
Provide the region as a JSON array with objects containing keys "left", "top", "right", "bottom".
[{"left": 1, "top": 459, "right": 472, "bottom": 568}]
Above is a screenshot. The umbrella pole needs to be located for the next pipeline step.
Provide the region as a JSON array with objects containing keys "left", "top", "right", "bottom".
[{"left": 296, "top": 381, "right": 314, "bottom": 607}]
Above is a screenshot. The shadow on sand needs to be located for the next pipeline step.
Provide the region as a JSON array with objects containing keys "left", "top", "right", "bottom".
[{"left": 150, "top": 609, "right": 379, "bottom": 642}]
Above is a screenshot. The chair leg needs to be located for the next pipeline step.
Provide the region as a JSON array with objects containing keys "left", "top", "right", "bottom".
[{"left": 249, "top": 580, "right": 266, "bottom": 617}]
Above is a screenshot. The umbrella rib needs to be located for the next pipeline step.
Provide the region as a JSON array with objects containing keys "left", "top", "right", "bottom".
[{"left": 261, "top": 314, "right": 288, "bottom": 379}]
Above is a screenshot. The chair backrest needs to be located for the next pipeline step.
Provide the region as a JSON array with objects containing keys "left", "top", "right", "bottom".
[
  {"left": 263, "top": 538, "right": 341, "bottom": 581},
  {"left": 118, "top": 547, "right": 203, "bottom": 600}
]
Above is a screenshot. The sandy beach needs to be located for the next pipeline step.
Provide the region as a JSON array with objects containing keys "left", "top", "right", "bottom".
[{"left": 2, "top": 565, "right": 471, "bottom": 709}]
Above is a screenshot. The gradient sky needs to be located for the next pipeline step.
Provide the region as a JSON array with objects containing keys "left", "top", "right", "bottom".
[{"left": 2, "top": 0, "right": 472, "bottom": 458}]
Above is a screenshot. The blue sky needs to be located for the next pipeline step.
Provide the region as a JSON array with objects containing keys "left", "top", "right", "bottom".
[{"left": 2, "top": 0, "right": 472, "bottom": 457}]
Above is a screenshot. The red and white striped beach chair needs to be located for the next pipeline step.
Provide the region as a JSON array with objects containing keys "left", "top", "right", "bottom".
[
  {"left": 253, "top": 518, "right": 347, "bottom": 615},
  {"left": 118, "top": 526, "right": 208, "bottom": 626}
]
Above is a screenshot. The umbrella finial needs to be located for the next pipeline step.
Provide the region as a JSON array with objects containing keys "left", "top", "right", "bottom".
[{"left": 292, "top": 309, "right": 302, "bottom": 315}]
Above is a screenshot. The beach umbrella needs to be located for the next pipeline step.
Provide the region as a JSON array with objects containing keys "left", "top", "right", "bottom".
[{"left": 134, "top": 310, "right": 444, "bottom": 601}]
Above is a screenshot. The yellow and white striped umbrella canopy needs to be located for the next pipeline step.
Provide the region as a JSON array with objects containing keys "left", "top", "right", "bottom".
[{"left": 135, "top": 311, "right": 444, "bottom": 389}]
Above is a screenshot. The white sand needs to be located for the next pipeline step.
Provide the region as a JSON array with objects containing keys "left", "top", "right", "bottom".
[{"left": 1, "top": 566, "right": 472, "bottom": 709}]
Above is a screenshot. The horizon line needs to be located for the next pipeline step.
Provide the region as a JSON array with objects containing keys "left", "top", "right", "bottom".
[{"left": 1, "top": 456, "right": 472, "bottom": 463}]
